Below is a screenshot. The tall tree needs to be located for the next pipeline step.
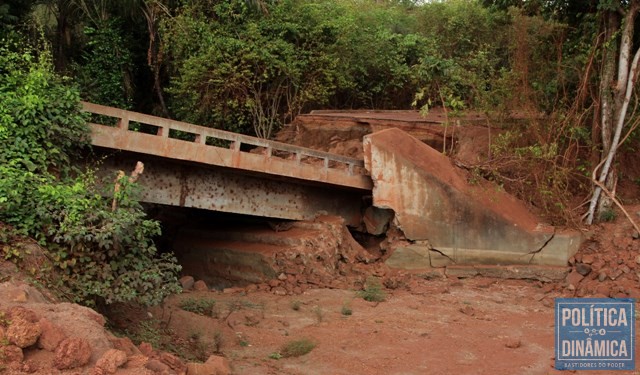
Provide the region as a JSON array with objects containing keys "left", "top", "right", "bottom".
[{"left": 585, "top": 0, "right": 640, "bottom": 224}]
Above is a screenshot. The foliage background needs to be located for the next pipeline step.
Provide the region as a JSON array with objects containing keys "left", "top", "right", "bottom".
[
  {"left": 0, "top": 32, "right": 181, "bottom": 308},
  {"left": 1, "top": 0, "right": 639, "bottom": 233}
]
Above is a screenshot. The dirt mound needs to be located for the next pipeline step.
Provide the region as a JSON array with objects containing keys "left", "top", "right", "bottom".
[
  {"left": 0, "top": 253, "right": 229, "bottom": 375},
  {"left": 175, "top": 215, "right": 393, "bottom": 294}
]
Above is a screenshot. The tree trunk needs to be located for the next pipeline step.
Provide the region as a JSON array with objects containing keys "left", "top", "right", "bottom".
[
  {"left": 594, "top": 10, "right": 620, "bottom": 217},
  {"left": 586, "top": 1, "right": 640, "bottom": 224}
]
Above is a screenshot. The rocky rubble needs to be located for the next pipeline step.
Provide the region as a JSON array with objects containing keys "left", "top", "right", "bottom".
[
  {"left": 561, "top": 216, "right": 640, "bottom": 299},
  {"left": 177, "top": 215, "right": 399, "bottom": 297},
  {"left": 0, "top": 281, "right": 230, "bottom": 375},
  {"left": 236, "top": 216, "right": 395, "bottom": 295}
]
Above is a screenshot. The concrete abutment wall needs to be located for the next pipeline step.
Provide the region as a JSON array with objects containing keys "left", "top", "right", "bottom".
[{"left": 363, "top": 128, "right": 582, "bottom": 268}]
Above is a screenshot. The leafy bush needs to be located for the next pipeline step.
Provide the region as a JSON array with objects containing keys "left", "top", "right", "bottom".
[
  {"left": 358, "top": 277, "right": 386, "bottom": 302},
  {"left": 40, "top": 172, "right": 182, "bottom": 307},
  {"left": 180, "top": 298, "right": 216, "bottom": 316},
  {"left": 0, "top": 34, "right": 88, "bottom": 238},
  {"left": 279, "top": 338, "right": 316, "bottom": 358},
  {"left": 73, "top": 19, "right": 133, "bottom": 109},
  {"left": 0, "top": 34, "right": 181, "bottom": 307}
]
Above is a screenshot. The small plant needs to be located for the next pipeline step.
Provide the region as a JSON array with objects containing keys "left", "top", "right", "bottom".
[
  {"left": 312, "top": 306, "right": 323, "bottom": 323},
  {"left": 341, "top": 303, "right": 352, "bottom": 316},
  {"left": 239, "top": 339, "right": 250, "bottom": 347},
  {"left": 130, "top": 319, "right": 163, "bottom": 348},
  {"left": 180, "top": 298, "right": 216, "bottom": 316},
  {"left": 358, "top": 277, "right": 386, "bottom": 302},
  {"left": 291, "top": 300, "right": 302, "bottom": 311},
  {"left": 213, "top": 329, "right": 224, "bottom": 353},
  {"left": 194, "top": 339, "right": 213, "bottom": 362},
  {"left": 599, "top": 209, "right": 617, "bottom": 222},
  {"left": 1, "top": 244, "right": 23, "bottom": 263},
  {"left": 269, "top": 352, "right": 282, "bottom": 360},
  {"left": 280, "top": 338, "right": 316, "bottom": 358},
  {"left": 0, "top": 312, "right": 10, "bottom": 327}
]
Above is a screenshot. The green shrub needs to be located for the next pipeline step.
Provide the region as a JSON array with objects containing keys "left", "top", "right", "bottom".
[
  {"left": 129, "top": 319, "right": 163, "bottom": 348},
  {"left": 291, "top": 300, "right": 301, "bottom": 311},
  {"left": 358, "top": 277, "right": 386, "bottom": 302},
  {"left": 268, "top": 352, "right": 282, "bottom": 360},
  {"left": 0, "top": 34, "right": 88, "bottom": 239},
  {"left": 180, "top": 298, "right": 216, "bottom": 316},
  {"left": 599, "top": 209, "right": 617, "bottom": 223},
  {"left": 312, "top": 306, "right": 323, "bottom": 323},
  {"left": 39, "top": 172, "right": 182, "bottom": 307},
  {"left": 341, "top": 303, "right": 352, "bottom": 316},
  {"left": 0, "top": 34, "right": 181, "bottom": 308},
  {"left": 279, "top": 338, "right": 316, "bottom": 358}
]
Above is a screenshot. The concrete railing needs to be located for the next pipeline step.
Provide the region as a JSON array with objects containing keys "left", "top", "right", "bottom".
[{"left": 82, "top": 102, "right": 372, "bottom": 190}]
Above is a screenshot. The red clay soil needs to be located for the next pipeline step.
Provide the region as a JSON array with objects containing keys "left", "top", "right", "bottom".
[
  {"left": 156, "top": 273, "right": 637, "bottom": 375},
  {"left": 141, "top": 209, "right": 639, "bottom": 375},
  {"left": 1, "top": 208, "right": 640, "bottom": 375}
]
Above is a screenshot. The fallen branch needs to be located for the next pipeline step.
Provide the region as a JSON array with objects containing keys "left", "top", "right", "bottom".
[
  {"left": 591, "top": 176, "right": 640, "bottom": 234},
  {"left": 112, "top": 162, "right": 145, "bottom": 211}
]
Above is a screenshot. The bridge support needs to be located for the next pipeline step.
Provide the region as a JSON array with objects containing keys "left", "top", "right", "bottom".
[
  {"left": 363, "top": 128, "right": 582, "bottom": 267},
  {"left": 96, "top": 151, "right": 365, "bottom": 226}
]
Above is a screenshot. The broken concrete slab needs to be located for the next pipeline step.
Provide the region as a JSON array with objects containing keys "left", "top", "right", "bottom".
[
  {"left": 364, "top": 128, "right": 582, "bottom": 267},
  {"left": 385, "top": 245, "right": 430, "bottom": 270}
]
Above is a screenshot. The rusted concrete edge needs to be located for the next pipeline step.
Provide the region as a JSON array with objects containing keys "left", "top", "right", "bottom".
[{"left": 90, "top": 124, "right": 373, "bottom": 191}]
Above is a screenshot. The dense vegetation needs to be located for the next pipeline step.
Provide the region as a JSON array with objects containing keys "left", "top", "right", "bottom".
[
  {"left": 2, "top": 0, "right": 640, "bottom": 304},
  {"left": 0, "top": 31, "right": 181, "bottom": 308}
]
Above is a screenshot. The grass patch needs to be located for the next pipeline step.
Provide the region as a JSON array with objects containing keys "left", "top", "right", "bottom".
[
  {"left": 341, "top": 303, "right": 352, "bottom": 316},
  {"left": 129, "top": 319, "right": 163, "bottom": 348},
  {"left": 213, "top": 329, "right": 224, "bottom": 353},
  {"left": 358, "top": 277, "right": 386, "bottom": 302},
  {"left": 279, "top": 338, "right": 316, "bottom": 358},
  {"left": 312, "top": 306, "right": 323, "bottom": 323},
  {"left": 269, "top": 352, "right": 282, "bottom": 360},
  {"left": 599, "top": 208, "right": 617, "bottom": 222},
  {"left": 179, "top": 297, "right": 216, "bottom": 316},
  {"left": 291, "top": 300, "right": 302, "bottom": 311},
  {"left": 120, "top": 318, "right": 214, "bottom": 362}
]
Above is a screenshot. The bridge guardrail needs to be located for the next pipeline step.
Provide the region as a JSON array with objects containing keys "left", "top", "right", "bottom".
[{"left": 82, "top": 102, "right": 366, "bottom": 176}]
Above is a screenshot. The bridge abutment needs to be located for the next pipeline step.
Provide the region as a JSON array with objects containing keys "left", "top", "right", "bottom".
[{"left": 363, "top": 128, "right": 583, "bottom": 268}]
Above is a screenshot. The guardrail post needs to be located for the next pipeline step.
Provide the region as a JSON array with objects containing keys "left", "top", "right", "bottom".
[
  {"left": 157, "top": 126, "right": 168, "bottom": 137},
  {"left": 81, "top": 102, "right": 369, "bottom": 186},
  {"left": 117, "top": 115, "right": 129, "bottom": 130}
]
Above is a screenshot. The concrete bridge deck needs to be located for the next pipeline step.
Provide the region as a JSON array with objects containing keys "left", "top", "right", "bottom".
[
  {"left": 83, "top": 102, "right": 372, "bottom": 191},
  {"left": 83, "top": 102, "right": 371, "bottom": 225}
]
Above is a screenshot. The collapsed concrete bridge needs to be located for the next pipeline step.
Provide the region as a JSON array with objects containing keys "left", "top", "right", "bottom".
[{"left": 83, "top": 102, "right": 582, "bottom": 269}]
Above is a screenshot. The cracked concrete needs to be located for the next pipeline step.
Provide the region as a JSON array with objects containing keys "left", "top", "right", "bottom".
[
  {"left": 528, "top": 230, "right": 556, "bottom": 263},
  {"left": 364, "top": 128, "right": 583, "bottom": 268}
]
